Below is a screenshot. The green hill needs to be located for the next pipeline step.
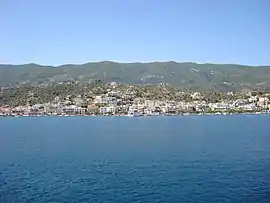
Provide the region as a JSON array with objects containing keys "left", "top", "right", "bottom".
[{"left": 1, "top": 61, "right": 270, "bottom": 91}]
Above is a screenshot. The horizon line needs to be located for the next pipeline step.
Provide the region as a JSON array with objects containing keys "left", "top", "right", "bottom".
[{"left": 1, "top": 60, "right": 269, "bottom": 67}]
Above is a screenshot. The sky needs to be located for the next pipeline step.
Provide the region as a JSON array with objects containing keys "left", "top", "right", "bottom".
[{"left": 0, "top": 0, "right": 269, "bottom": 66}]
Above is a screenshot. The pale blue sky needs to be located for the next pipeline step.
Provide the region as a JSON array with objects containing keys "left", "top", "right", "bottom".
[{"left": 0, "top": 0, "right": 269, "bottom": 66}]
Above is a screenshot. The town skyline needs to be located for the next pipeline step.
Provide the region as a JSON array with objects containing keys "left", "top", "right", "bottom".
[{"left": 1, "top": 82, "right": 270, "bottom": 117}]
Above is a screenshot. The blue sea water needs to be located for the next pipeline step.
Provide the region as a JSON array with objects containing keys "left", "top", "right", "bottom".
[{"left": 0, "top": 115, "right": 270, "bottom": 203}]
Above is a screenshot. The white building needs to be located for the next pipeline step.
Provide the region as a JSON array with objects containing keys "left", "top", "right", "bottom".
[
  {"left": 257, "top": 97, "right": 269, "bottom": 107},
  {"left": 248, "top": 96, "right": 258, "bottom": 103},
  {"left": 99, "top": 106, "right": 116, "bottom": 115},
  {"left": 62, "top": 105, "right": 86, "bottom": 114},
  {"left": 191, "top": 92, "right": 201, "bottom": 99},
  {"left": 94, "top": 96, "right": 108, "bottom": 104}
]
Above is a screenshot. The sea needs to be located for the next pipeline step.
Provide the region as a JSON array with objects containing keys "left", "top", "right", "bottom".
[{"left": 0, "top": 115, "right": 270, "bottom": 203}]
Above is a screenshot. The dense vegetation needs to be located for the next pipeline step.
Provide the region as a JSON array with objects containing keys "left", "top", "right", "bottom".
[
  {"left": 1, "top": 61, "right": 270, "bottom": 92},
  {"left": 0, "top": 82, "right": 253, "bottom": 107}
]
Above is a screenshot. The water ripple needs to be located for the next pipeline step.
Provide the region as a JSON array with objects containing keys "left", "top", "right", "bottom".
[{"left": 1, "top": 115, "right": 270, "bottom": 203}]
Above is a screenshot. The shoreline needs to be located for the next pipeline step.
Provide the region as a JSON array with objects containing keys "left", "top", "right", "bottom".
[{"left": 1, "top": 111, "right": 269, "bottom": 118}]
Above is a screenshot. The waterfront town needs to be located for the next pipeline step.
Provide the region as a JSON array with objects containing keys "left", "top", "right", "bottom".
[{"left": 0, "top": 81, "right": 270, "bottom": 117}]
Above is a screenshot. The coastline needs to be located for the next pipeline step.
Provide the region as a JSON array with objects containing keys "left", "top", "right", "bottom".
[{"left": 1, "top": 111, "right": 269, "bottom": 118}]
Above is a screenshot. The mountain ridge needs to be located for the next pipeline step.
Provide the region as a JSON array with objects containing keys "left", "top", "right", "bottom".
[
  {"left": 0, "top": 61, "right": 270, "bottom": 92},
  {"left": 2, "top": 60, "right": 268, "bottom": 67}
]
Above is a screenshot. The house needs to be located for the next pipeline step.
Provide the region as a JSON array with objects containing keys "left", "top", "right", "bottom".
[
  {"left": 191, "top": 92, "right": 201, "bottom": 99},
  {"left": 248, "top": 96, "right": 258, "bottom": 103},
  {"left": 0, "top": 106, "right": 11, "bottom": 114},
  {"left": 257, "top": 97, "right": 269, "bottom": 107},
  {"left": 11, "top": 106, "right": 25, "bottom": 115},
  {"left": 144, "top": 108, "right": 153, "bottom": 115},
  {"left": 128, "top": 106, "right": 137, "bottom": 112},
  {"left": 62, "top": 105, "right": 86, "bottom": 115},
  {"left": 99, "top": 106, "right": 116, "bottom": 115},
  {"left": 107, "top": 106, "right": 116, "bottom": 114},
  {"left": 110, "top": 82, "right": 117, "bottom": 88},
  {"left": 210, "top": 103, "right": 230, "bottom": 111}
]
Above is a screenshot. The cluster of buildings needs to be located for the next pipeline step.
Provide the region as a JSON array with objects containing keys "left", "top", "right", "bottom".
[{"left": 0, "top": 83, "right": 270, "bottom": 117}]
